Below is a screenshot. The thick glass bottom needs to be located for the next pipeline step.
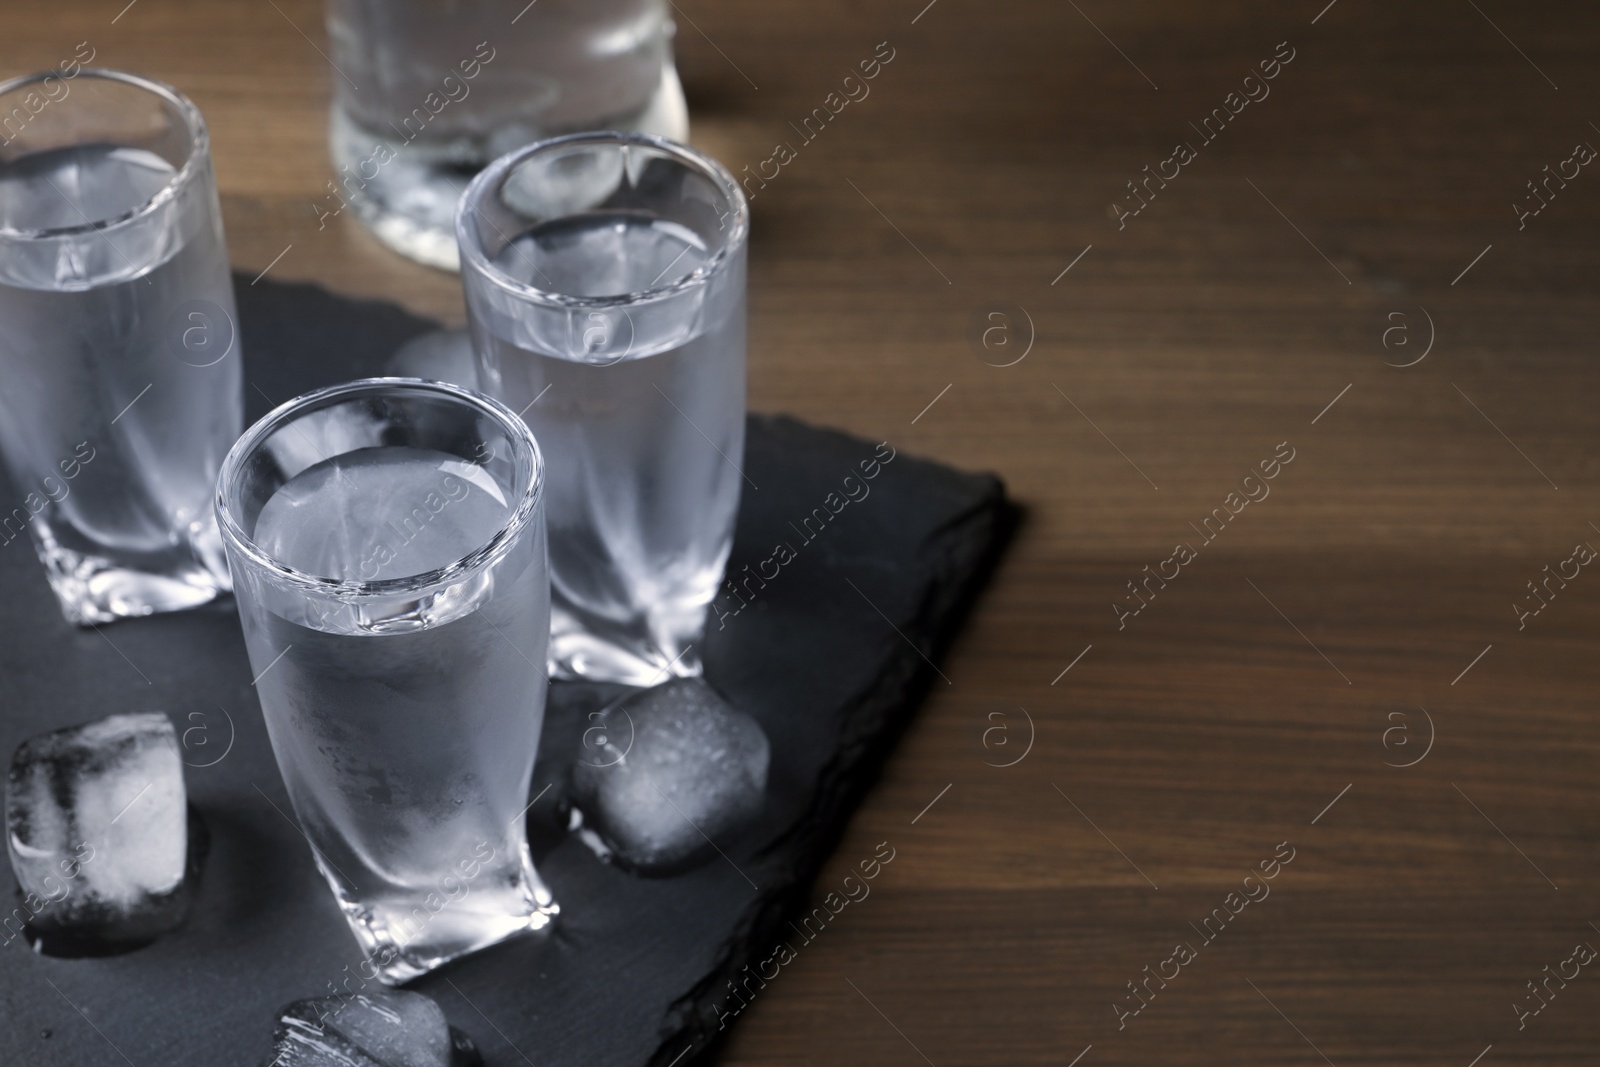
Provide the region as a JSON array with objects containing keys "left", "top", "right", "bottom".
[
  {"left": 549, "top": 597, "right": 706, "bottom": 686},
  {"left": 328, "top": 64, "right": 690, "bottom": 272},
  {"left": 321, "top": 847, "right": 559, "bottom": 985},
  {"left": 28, "top": 518, "right": 231, "bottom": 625}
]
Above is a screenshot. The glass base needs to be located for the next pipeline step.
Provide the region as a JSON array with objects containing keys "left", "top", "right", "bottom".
[
  {"left": 549, "top": 598, "right": 704, "bottom": 686},
  {"left": 322, "top": 849, "right": 559, "bottom": 985},
  {"left": 329, "top": 64, "right": 690, "bottom": 272},
  {"left": 28, "top": 519, "right": 231, "bottom": 626}
]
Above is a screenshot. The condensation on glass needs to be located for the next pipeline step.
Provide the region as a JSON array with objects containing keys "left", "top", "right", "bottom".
[
  {"left": 322, "top": 0, "right": 688, "bottom": 269},
  {"left": 459, "top": 132, "right": 748, "bottom": 686},
  {"left": 0, "top": 69, "right": 242, "bottom": 624},
  {"left": 216, "top": 378, "right": 556, "bottom": 983}
]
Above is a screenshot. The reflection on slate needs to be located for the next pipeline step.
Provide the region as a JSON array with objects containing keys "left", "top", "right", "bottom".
[{"left": 0, "top": 277, "right": 1013, "bottom": 1067}]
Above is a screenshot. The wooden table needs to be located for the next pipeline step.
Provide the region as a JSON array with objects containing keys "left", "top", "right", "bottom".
[{"left": 7, "top": 1, "right": 1600, "bottom": 1063}]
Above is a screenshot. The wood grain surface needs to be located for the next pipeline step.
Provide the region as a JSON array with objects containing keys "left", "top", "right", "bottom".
[{"left": 6, "top": 1, "right": 1600, "bottom": 1064}]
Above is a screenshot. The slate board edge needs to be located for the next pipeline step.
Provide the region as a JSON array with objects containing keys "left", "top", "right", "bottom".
[{"left": 652, "top": 474, "right": 1022, "bottom": 1065}]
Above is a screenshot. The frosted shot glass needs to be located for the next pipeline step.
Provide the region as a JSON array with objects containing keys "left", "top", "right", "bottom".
[
  {"left": 458, "top": 132, "right": 748, "bottom": 686},
  {"left": 323, "top": 0, "right": 689, "bottom": 269},
  {"left": 216, "top": 378, "right": 556, "bottom": 983},
  {"left": 0, "top": 69, "right": 242, "bottom": 624}
]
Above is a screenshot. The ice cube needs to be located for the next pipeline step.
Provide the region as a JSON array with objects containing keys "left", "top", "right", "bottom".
[
  {"left": 570, "top": 679, "right": 769, "bottom": 872},
  {"left": 5, "top": 711, "right": 195, "bottom": 952},
  {"left": 262, "top": 989, "right": 482, "bottom": 1067},
  {"left": 386, "top": 329, "right": 480, "bottom": 391}
]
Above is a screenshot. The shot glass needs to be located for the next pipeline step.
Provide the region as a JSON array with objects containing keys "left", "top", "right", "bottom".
[
  {"left": 323, "top": 0, "right": 689, "bottom": 269},
  {"left": 0, "top": 69, "right": 242, "bottom": 625},
  {"left": 458, "top": 132, "right": 749, "bottom": 686},
  {"left": 216, "top": 378, "right": 556, "bottom": 983}
]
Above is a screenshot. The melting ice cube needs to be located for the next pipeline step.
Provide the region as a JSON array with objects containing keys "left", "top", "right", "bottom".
[
  {"left": 262, "top": 989, "right": 482, "bottom": 1067},
  {"left": 571, "top": 678, "right": 769, "bottom": 872},
  {"left": 4, "top": 711, "right": 194, "bottom": 952}
]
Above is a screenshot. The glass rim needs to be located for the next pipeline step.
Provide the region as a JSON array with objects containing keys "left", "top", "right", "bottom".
[
  {"left": 0, "top": 68, "right": 209, "bottom": 242},
  {"left": 215, "top": 377, "right": 545, "bottom": 598},
  {"left": 455, "top": 130, "right": 749, "bottom": 311}
]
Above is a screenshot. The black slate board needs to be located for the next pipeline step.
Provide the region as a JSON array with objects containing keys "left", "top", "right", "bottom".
[{"left": 0, "top": 277, "right": 1012, "bottom": 1067}]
